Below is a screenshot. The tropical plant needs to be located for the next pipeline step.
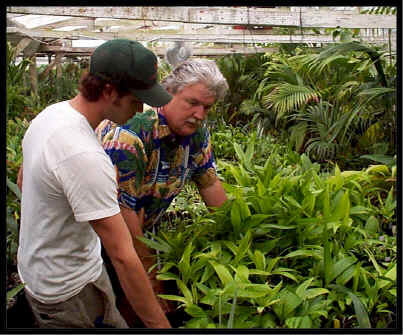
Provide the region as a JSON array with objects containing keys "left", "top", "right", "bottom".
[
  {"left": 214, "top": 53, "right": 267, "bottom": 126},
  {"left": 140, "top": 136, "right": 396, "bottom": 328},
  {"left": 255, "top": 41, "right": 396, "bottom": 169}
]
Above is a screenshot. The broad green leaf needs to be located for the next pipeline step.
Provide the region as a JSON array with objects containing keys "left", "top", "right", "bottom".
[
  {"left": 266, "top": 257, "right": 280, "bottom": 273},
  {"left": 350, "top": 206, "right": 371, "bottom": 215},
  {"left": 348, "top": 292, "right": 371, "bottom": 328},
  {"left": 253, "top": 250, "right": 266, "bottom": 271},
  {"left": 365, "top": 216, "right": 379, "bottom": 234},
  {"left": 209, "top": 261, "right": 233, "bottom": 286},
  {"left": 6, "top": 177, "right": 21, "bottom": 200},
  {"left": 260, "top": 313, "right": 277, "bottom": 328},
  {"left": 388, "top": 288, "right": 396, "bottom": 297},
  {"left": 378, "top": 264, "right": 396, "bottom": 289},
  {"left": 305, "top": 288, "right": 329, "bottom": 299},
  {"left": 272, "top": 269, "right": 299, "bottom": 282},
  {"left": 237, "top": 283, "right": 273, "bottom": 298},
  {"left": 260, "top": 224, "right": 297, "bottom": 230},
  {"left": 234, "top": 142, "right": 246, "bottom": 163},
  {"left": 283, "top": 249, "right": 322, "bottom": 260},
  {"left": 323, "top": 239, "right": 332, "bottom": 287},
  {"left": 329, "top": 257, "right": 357, "bottom": 283},
  {"left": 231, "top": 201, "right": 242, "bottom": 235},
  {"left": 366, "top": 164, "right": 389, "bottom": 176},
  {"left": 272, "top": 289, "right": 303, "bottom": 321},
  {"left": 331, "top": 190, "right": 350, "bottom": 221},
  {"left": 285, "top": 315, "right": 312, "bottom": 328},
  {"left": 223, "top": 241, "right": 238, "bottom": 257},
  {"left": 184, "top": 304, "right": 208, "bottom": 318},
  {"left": 238, "top": 199, "right": 251, "bottom": 220},
  {"left": 157, "top": 294, "right": 187, "bottom": 304},
  {"left": 283, "top": 195, "right": 303, "bottom": 209},
  {"left": 234, "top": 230, "right": 252, "bottom": 265},
  {"left": 302, "top": 193, "right": 316, "bottom": 216},
  {"left": 335, "top": 262, "right": 356, "bottom": 286},
  {"left": 156, "top": 272, "right": 179, "bottom": 281},
  {"left": 185, "top": 317, "right": 209, "bottom": 328},
  {"left": 323, "top": 184, "right": 330, "bottom": 217},
  {"left": 364, "top": 248, "right": 384, "bottom": 276},
  {"left": 247, "top": 214, "right": 271, "bottom": 227},
  {"left": 249, "top": 269, "right": 273, "bottom": 276},
  {"left": 7, "top": 283, "right": 24, "bottom": 301},
  {"left": 295, "top": 217, "right": 322, "bottom": 224},
  {"left": 234, "top": 265, "right": 249, "bottom": 283},
  {"left": 137, "top": 236, "right": 171, "bottom": 253},
  {"left": 159, "top": 262, "right": 175, "bottom": 273},
  {"left": 178, "top": 242, "right": 194, "bottom": 283},
  {"left": 296, "top": 277, "right": 314, "bottom": 299},
  {"left": 200, "top": 263, "right": 215, "bottom": 284},
  {"left": 176, "top": 279, "right": 193, "bottom": 305}
]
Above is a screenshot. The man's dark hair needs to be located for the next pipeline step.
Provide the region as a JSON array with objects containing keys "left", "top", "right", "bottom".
[{"left": 78, "top": 70, "right": 152, "bottom": 102}]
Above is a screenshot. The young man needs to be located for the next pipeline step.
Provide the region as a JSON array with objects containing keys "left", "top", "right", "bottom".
[
  {"left": 17, "top": 39, "right": 172, "bottom": 328},
  {"left": 95, "top": 59, "right": 229, "bottom": 326}
]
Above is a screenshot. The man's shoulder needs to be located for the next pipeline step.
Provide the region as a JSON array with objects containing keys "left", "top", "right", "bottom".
[{"left": 125, "top": 108, "right": 159, "bottom": 135}]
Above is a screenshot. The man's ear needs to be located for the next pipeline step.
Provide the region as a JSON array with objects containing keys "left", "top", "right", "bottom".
[{"left": 102, "top": 83, "right": 118, "bottom": 101}]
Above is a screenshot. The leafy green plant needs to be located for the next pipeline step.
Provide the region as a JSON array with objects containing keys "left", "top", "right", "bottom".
[{"left": 140, "top": 135, "right": 396, "bottom": 328}]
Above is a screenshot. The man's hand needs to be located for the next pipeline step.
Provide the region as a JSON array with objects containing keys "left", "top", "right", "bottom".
[
  {"left": 90, "top": 213, "right": 171, "bottom": 328},
  {"left": 199, "top": 179, "right": 227, "bottom": 209},
  {"left": 149, "top": 276, "right": 175, "bottom": 314}
]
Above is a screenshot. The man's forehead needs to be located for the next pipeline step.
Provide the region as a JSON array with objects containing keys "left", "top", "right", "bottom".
[{"left": 182, "top": 84, "right": 216, "bottom": 100}]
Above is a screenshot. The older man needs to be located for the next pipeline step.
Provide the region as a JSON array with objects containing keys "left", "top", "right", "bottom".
[{"left": 95, "top": 58, "right": 229, "bottom": 326}]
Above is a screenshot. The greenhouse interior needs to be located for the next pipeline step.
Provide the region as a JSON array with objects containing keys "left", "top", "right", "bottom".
[{"left": 6, "top": 6, "right": 400, "bottom": 330}]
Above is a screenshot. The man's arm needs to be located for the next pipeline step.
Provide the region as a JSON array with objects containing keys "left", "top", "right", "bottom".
[
  {"left": 90, "top": 213, "right": 171, "bottom": 328},
  {"left": 119, "top": 206, "right": 155, "bottom": 273},
  {"left": 120, "top": 206, "right": 172, "bottom": 313},
  {"left": 198, "top": 178, "right": 227, "bottom": 209}
]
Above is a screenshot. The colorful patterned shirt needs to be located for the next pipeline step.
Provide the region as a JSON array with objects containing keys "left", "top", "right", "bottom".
[{"left": 96, "top": 107, "right": 218, "bottom": 229}]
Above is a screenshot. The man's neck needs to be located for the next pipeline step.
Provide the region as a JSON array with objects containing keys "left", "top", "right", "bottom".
[{"left": 69, "top": 94, "right": 104, "bottom": 130}]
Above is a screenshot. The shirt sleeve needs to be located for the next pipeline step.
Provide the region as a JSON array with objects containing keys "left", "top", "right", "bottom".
[
  {"left": 97, "top": 125, "right": 148, "bottom": 211},
  {"left": 53, "top": 151, "right": 120, "bottom": 222},
  {"left": 191, "top": 127, "right": 219, "bottom": 189}
]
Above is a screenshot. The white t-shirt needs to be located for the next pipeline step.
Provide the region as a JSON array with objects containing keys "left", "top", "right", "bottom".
[{"left": 17, "top": 101, "right": 120, "bottom": 304}]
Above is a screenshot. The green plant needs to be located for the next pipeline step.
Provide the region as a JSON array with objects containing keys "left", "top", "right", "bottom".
[{"left": 140, "top": 135, "right": 396, "bottom": 328}]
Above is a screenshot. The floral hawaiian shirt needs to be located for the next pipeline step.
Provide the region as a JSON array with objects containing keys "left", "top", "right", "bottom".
[{"left": 96, "top": 107, "right": 218, "bottom": 229}]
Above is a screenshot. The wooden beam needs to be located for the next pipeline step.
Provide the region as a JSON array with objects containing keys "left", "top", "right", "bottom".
[
  {"left": 55, "top": 52, "right": 63, "bottom": 78},
  {"left": 29, "top": 55, "right": 38, "bottom": 96},
  {"left": 38, "top": 45, "right": 279, "bottom": 56},
  {"left": 6, "top": 7, "right": 397, "bottom": 29},
  {"left": 22, "top": 39, "right": 41, "bottom": 57},
  {"left": 13, "top": 38, "right": 33, "bottom": 59},
  {"left": 36, "top": 17, "right": 95, "bottom": 30},
  {"left": 8, "top": 26, "right": 394, "bottom": 46}
]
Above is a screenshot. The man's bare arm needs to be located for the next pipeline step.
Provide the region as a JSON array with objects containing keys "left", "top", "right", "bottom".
[
  {"left": 90, "top": 213, "right": 171, "bottom": 328},
  {"left": 198, "top": 179, "right": 227, "bottom": 209},
  {"left": 120, "top": 206, "right": 173, "bottom": 313}
]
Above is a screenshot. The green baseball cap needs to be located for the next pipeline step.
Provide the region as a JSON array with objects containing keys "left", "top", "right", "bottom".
[{"left": 90, "top": 39, "right": 172, "bottom": 107}]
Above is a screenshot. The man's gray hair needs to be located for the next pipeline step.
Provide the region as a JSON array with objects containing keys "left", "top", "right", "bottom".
[{"left": 161, "top": 59, "right": 229, "bottom": 100}]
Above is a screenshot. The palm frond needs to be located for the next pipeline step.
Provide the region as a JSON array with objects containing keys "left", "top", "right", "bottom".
[{"left": 263, "top": 83, "right": 320, "bottom": 122}]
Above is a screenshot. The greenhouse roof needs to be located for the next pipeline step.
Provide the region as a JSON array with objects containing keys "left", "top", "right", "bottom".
[{"left": 7, "top": 6, "right": 397, "bottom": 60}]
